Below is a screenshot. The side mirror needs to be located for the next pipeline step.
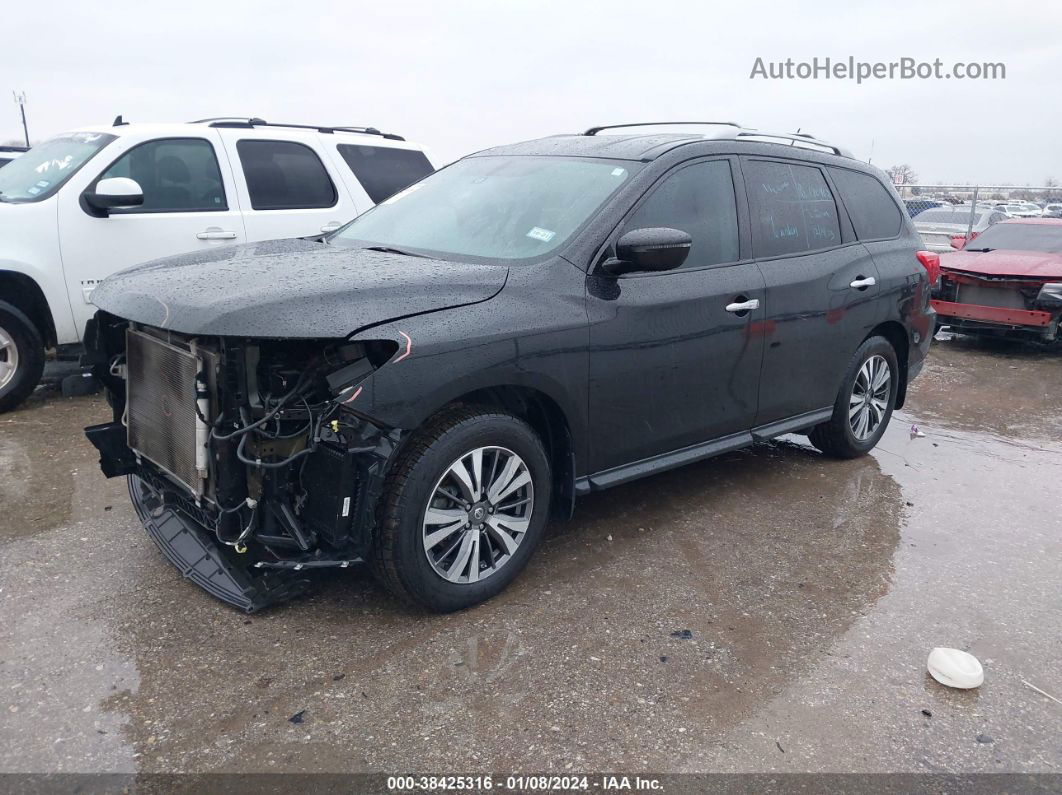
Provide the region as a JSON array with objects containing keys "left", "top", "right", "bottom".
[
  {"left": 602, "top": 227, "right": 692, "bottom": 275},
  {"left": 84, "top": 177, "right": 144, "bottom": 214},
  {"left": 949, "top": 235, "right": 967, "bottom": 250}
]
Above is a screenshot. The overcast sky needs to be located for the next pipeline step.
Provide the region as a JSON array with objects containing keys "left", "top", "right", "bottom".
[{"left": 4, "top": 0, "right": 1059, "bottom": 185}]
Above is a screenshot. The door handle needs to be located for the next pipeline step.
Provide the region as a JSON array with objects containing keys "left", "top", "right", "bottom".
[
  {"left": 320, "top": 222, "right": 342, "bottom": 233},
  {"left": 196, "top": 229, "right": 237, "bottom": 241},
  {"left": 725, "top": 298, "right": 760, "bottom": 313},
  {"left": 850, "top": 276, "right": 876, "bottom": 289}
]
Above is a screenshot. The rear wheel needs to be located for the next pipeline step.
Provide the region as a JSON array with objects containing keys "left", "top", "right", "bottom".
[
  {"left": 808, "top": 335, "right": 898, "bottom": 459},
  {"left": 371, "top": 406, "right": 551, "bottom": 612},
  {"left": 0, "top": 301, "right": 46, "bottom": 414}
]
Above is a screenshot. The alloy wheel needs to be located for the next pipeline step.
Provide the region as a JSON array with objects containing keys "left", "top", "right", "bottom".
[
  {"left": 849, "top": 354, "right": 891, "bottom": 441},
  {"left": 0, "top": 325, "right": 19, "bottom": 392},
  {"left": 422, "top": 446, "right": 534, "bottom": 584}
]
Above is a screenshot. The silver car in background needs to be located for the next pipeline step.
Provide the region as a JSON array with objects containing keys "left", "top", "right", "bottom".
[
  {"left": 914, "top": 205, "right": 1009, "bottom": 252},
  {"left": 995, "top": 202, "right": 1042, "bottom": 218}
]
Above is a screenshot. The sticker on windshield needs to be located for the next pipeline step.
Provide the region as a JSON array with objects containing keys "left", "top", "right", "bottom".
[
  {"left": 36, "top": 156, "right": 73, "bottom": 174},
  {"left": 611, "top": 167, "right": 627, "bottom": 177},
  {"left": 382, "top": 183, "right": 422, "bottom": 205},
  {"left": 526, "top": 227, "right": 556, "bottom": 242}
]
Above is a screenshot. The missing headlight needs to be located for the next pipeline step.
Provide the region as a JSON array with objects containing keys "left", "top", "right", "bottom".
[{"left": 1036, "top": 282, "right": 1062, "bottom": 308}]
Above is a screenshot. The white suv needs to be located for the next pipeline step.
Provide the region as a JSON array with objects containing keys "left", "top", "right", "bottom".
[{"left": 0, "top": 117, "right": 435, "bottom": 411}]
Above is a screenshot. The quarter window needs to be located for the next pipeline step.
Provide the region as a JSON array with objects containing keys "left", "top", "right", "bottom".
[
  {"left": 828, "top": 167, "right": 902, "bottom": 240},
  {"left": 336, "top": 144, "right": 434, "bottom": 204},
  {"left": 236, "top": 140, "right": 337, "bottom": 210},
  {"left": 745, "top": 160, "right": 841, "bottom": 258},
  {"left": 621, "top": 160, "right": 740, "bottom": 269},
  {"left": 98, "top": 138, "right": 226, "bottom": 213}
]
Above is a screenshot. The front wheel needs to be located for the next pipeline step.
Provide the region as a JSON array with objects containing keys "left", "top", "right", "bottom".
[
  {"left": 808, "top": 336, "right": 899, "bottom": 459},
  {"left": 0, "top": 301, "right": 46, "bottom": 414},
  {"left": 371, "top": 406, "right": 552, "bottom": 612}
]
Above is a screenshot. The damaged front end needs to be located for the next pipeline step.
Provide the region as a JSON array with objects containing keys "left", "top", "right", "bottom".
[
  {"left": 83, "top": 311, "right": 405, "bottom": 612},
  {"left": 932, "top": 270, "right": 1062, "bottom": 342}
]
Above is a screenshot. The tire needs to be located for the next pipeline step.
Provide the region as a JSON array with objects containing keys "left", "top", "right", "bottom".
[
  {"left": 371, "top": 405, "right": 552, "bottom": 612},
  {"left": 0, "top": 301, "right": 46, "bottom": 414},
  {"left": 808, "top": 335, "right": 899, "bottom": 459}
]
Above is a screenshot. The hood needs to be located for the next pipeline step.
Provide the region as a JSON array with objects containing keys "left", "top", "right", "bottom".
[
  {"left": 91, "top": 238, "right": 508, "bottom": 338},
  {"left": 940, "top": 249, "right": 1062, "bottom": 281}
]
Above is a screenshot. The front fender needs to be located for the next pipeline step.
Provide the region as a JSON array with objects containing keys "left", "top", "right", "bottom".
[
  {"left": 344, "top": 300, "right": 589, "bottom": 469},
  {"left": 0, "top": 200, "right": 74, "bottom": 343}
]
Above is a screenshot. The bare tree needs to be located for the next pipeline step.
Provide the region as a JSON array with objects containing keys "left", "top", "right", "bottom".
[{"left": 885, "top": 164, "right": 918, "bottom": 187}]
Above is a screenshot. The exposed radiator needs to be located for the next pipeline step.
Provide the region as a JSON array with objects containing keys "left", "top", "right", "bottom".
[{"left": 126, "top": 329, "right": 202, "bottom": 496}]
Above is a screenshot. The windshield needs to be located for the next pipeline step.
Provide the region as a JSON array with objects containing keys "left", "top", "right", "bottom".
[
  {"left": 331, "top": 155, "right": 637, "bottom": 261},
  {"left": 0, "top": 132, "right": 116, "bottom": 202},
  {"left": 964, "top": 223, "right": 1062, "bottom": 253}
]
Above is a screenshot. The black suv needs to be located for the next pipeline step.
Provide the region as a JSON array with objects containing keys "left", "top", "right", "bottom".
[{"left": 84, "top": 122, "right": 936, "bottom": 613}]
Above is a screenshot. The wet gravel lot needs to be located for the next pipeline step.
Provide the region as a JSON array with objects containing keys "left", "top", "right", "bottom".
[{"left": 1, "top": 335, "right": 1060, "bottom": 775}]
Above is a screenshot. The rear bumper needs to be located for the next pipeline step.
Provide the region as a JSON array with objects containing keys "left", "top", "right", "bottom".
[{"left": 931, "top": 299, "right": 1054, "bottom": 328}]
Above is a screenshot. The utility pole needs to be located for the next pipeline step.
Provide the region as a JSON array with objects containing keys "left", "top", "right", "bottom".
[{"left": 13, "top": 91, "right": 29, "bottom": 148}]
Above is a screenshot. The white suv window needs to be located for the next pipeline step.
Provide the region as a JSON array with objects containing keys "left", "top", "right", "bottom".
[
  {"left": 336, "top": 144, "right": 434, "bottom": 203},
  {"left": 236, "top": 139, "right": 337, "bottom": 210},
  {"left": 97, "top": 138, "right": 227, "bottom": 213}
]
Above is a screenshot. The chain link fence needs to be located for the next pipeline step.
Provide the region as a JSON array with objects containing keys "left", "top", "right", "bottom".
[{"left": 891, "top": 182, "right": 1062, "bottom": 239}]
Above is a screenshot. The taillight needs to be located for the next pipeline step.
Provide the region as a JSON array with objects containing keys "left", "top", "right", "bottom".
[{"left": 917, "top": 250, "right": 941, "bottom": 287}]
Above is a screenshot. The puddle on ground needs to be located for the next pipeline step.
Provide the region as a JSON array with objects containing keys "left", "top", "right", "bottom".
[
  {"left": 909, "top": 334, "right": 1062, "bottom": 440},
  {"left": 63, "top": 438, "right": 903, "bottom": 774},
  {"left": 0, "top": 391, "right": 124, "bottom": 540}
]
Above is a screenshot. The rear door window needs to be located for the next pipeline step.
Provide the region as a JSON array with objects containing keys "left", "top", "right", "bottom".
[
  {"left": 620, "top": 159, "right": 740, "bottom": 269},
  {"left": 236, "top": 139, "right": 337, "bottom": 210},
  {"left": 336, "top": 144, "right": 434, "bottom": 203},
  {"left": 744, "top": 159, "right": 841, "bottom": 258},
  {"left": 828, "top": 167, "right": 903, "bottom": 240}
]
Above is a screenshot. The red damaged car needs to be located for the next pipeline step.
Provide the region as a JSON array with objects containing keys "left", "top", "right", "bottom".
[{"left": 932, "top": 218, "right": 1062, "bottom": 343}]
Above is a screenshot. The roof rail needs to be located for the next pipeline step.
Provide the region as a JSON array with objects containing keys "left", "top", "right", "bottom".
[
  {"left": 732, "top": 130, "right": 852, "bottom": 158},
  {"left": 582, "top": 121, "right": 853, "bottom": 158},
  {"left": 584, "top": 121, "right": 744, "bottom": 136},
  {"left": 189, "top": 117, "right": 405, "bottom": 141}
]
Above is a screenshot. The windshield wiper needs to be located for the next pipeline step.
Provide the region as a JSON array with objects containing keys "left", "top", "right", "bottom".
[
  {"left": 964, "top": 247, "right": 995, "bottom": 253},
  {"left": 363, "top": 245, "right": 425, "bottom": 258}
]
